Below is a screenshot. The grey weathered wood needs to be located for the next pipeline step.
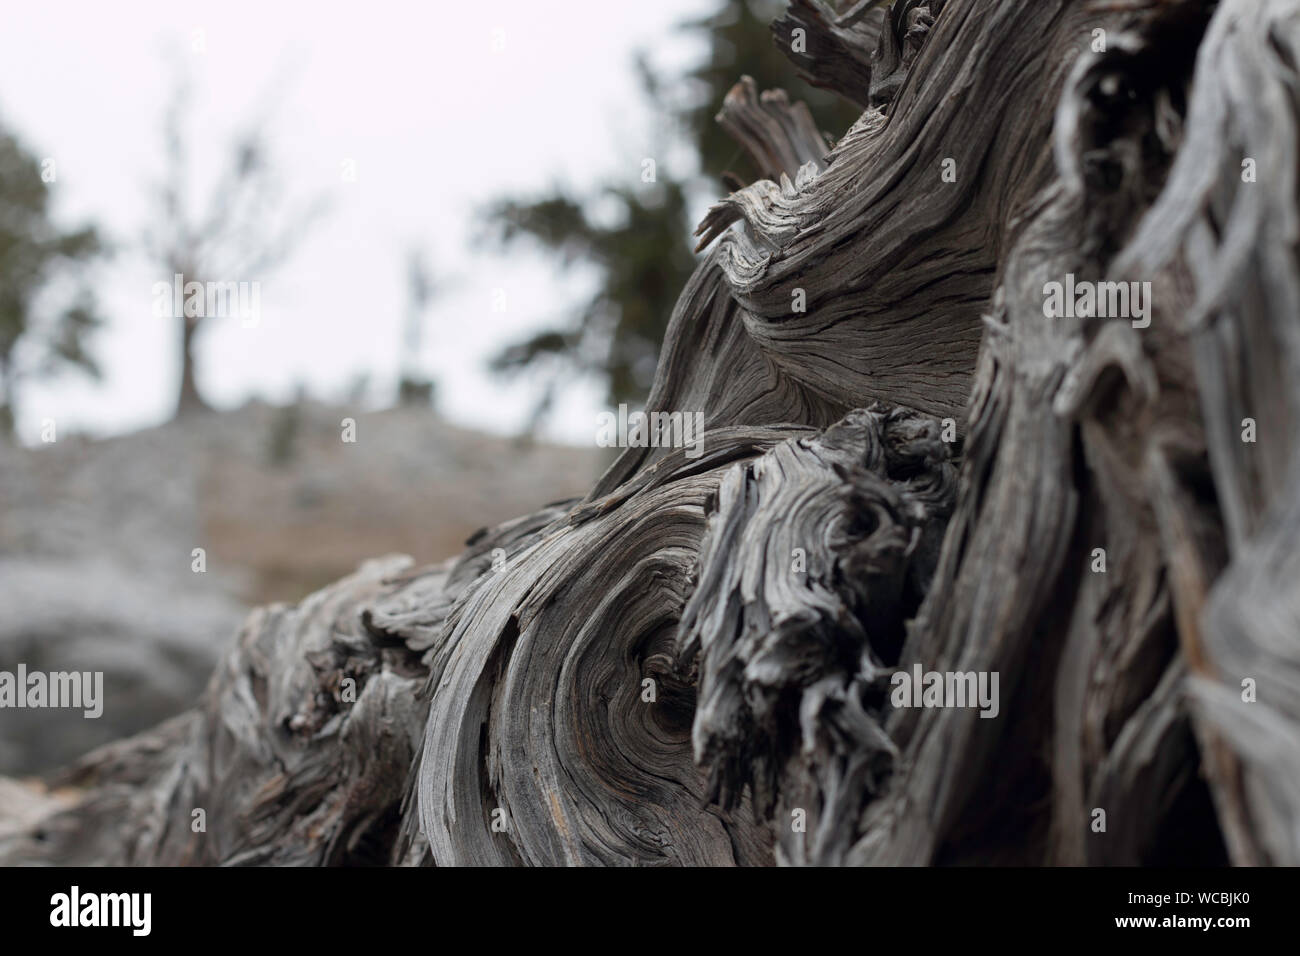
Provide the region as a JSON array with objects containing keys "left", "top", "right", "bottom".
[
  {"left": 4, "top": 0, "right": 1300, "bottom": 867},
  {"left": 715, "top": 75, "right": 832, "bottom": 184}
]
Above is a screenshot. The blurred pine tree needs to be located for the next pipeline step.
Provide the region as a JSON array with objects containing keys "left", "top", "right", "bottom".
[
  {"left": 483, "top": 0, "right": 861, "bottom": 429},
  {"left": 0, "top": 126, "right": 105, "bottom": 439}
]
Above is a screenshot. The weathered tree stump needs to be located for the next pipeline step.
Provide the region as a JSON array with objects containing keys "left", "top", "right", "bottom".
[{"left": 4, "top": 0, "right": 1299, "bottom": 866}]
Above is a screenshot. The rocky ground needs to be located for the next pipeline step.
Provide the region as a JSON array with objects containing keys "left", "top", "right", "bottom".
[{"left": 0, "top": 400, "right": 605, "bottom": 774}]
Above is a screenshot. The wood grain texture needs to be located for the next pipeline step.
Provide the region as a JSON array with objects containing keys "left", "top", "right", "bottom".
[{"left": 4, "top": 0, "right": 1299, "bottom": 867}]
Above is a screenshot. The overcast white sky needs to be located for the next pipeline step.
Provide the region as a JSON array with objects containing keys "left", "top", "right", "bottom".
[{"left": 0, "top": 0, "right": 714, "bottom": 445}]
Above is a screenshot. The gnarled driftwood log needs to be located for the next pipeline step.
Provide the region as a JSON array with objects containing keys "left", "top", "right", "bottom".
[{"left": 4, "top": 0, "right": 1299, "bottom": 867}]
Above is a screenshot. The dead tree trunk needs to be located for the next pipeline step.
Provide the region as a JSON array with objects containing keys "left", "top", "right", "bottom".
[
  {"left": 5, "top": 0, "right": 1300, "bottom": 866},
  {"left": 176, "top": 310, "right": 210, "bottom": 418}
]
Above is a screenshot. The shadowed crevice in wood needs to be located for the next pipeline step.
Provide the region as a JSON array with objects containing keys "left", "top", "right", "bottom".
[{"left": 675, "top": 405, "right": 957, "bottom": 864}]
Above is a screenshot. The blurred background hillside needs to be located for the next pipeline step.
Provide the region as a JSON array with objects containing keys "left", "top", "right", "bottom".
[{"left": 0, "top": 0, "right": 863, "bottom": 773}]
